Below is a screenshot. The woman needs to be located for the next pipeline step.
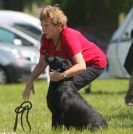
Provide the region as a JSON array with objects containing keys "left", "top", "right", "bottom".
[{"left": 23, "top": 5, "right": 107, "bottom": 100}]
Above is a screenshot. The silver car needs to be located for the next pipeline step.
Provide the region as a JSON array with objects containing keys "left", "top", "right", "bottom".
[
  {"left": 0, "top": 11, "right": 49, "bottom": 83},
  {"left": 0, "top": 24, "right": 40, "bottom": 48},
  {"left": 0, "top": 24, "right": 47, "bottom": 83},
  {"left": 0, "top": 10, "right": 42, "bottom": 41},
  {"left": 0, "top": 42, "right": 39, "bottom": 83}
]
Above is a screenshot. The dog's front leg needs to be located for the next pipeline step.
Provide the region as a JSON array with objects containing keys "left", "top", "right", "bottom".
[{"left": 52, "top": 112, "right": 63, "bottom": 129}]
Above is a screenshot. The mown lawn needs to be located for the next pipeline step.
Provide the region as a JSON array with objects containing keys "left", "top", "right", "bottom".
[{"left": 0, "top": 78, "right": 133, "bottom": 134}]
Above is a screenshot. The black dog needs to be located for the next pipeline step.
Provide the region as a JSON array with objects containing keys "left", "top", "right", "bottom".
[{"left": 45, "top": 55, "right": 107, "bottom": 130}]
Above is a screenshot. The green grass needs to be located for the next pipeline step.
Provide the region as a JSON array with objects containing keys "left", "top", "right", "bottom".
[{"left": 0, "top": 78, "right": 133, "bottom": 134}]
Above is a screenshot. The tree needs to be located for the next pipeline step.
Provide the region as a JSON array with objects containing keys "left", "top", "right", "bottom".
[
  {"left": 1, "top": 0, "right": 51, "bottom": 11},
  {"left": 2, "top": 0, "right": 25, "bottom": 11},
  {"left": 50, "top": 0, "right": 132, "bottom": 39}
]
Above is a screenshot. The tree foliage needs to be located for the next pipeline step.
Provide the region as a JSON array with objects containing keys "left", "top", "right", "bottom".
[
  {"left": 49, "top": 0, "right": 132, "bottom": 39},
  {"left": 48, "top": 0, "right": 132, "bottom": 27},
  {"left": 2, "top": 0, "right": 25, "bottom": 11}
]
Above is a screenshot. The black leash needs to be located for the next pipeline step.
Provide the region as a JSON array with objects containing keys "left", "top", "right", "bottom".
[{"left": 13, "top": 101, "right": 32, "bottom": 133}]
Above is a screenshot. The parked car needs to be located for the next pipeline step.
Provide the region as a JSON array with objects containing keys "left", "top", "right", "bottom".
[
  {"left": 0, "top": 10, "right": 42, "bottom": 41},
  {"left": 0, "top": 42, "right": 39, "bottom": 84},
  {"left": 0, "top": 24, "right": 40, "bottom": 48},
  {"left": 107, "top": 7, "right": 133, "bottom": 78},
  {"left": 0, "top": 24, "right": 47, "bottom": 83},
  {"left": 0, "top": 11, "right": 50, "bottom": 83}
]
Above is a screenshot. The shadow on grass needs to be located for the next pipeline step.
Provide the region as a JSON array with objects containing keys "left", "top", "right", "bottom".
[{"left": 82, "top": 90, "right": 126, "bottom": 95}]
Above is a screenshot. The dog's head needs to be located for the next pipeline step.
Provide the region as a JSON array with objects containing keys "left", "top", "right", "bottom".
[{"left": 45, "top": 55, "right": 72, "bottom": 72}]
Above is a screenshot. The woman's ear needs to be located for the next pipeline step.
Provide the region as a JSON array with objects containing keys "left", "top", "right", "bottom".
[{"left": 57, "top": 24, "right": 63, "bottom": 32}]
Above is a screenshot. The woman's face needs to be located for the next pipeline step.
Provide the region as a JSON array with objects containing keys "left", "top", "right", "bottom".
[{"left": 41, "top": 18, "right": 62, "bottom": 40}]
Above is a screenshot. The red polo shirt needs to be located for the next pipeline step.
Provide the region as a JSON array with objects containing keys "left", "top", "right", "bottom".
[{"left": 40, "top": 27, "right": 106, "bottom": 68}]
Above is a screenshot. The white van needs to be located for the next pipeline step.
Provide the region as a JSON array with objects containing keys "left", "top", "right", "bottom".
[{"left": 107, "top": 7, "right": 133, "bottom": 78}]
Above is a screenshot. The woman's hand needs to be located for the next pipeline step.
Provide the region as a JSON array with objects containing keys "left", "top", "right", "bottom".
[
  {"left": 49, "top": 71, "right": 64, "bottom": 81},
  {"left": 22, "top": 79, "right": 35, "bottom": 100}
]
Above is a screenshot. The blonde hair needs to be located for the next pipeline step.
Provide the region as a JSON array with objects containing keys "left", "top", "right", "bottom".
[{"left": 40, "top": 5, "right": 67, "bottom": 26}]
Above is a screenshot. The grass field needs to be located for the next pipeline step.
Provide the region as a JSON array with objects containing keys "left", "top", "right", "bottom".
[{"left": 0, "top": 78, "right": 133, "bottom": 134}]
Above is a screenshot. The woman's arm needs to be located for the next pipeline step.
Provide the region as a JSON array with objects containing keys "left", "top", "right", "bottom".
[
  {"left": 63, "top": 52, "right": 86, "bottom": 77},
  {"left": 50, "top": 52, "right": 86, "bottom": 81},
  {"left": 22, "top": 54, "right": 47, "bottom": 100}
]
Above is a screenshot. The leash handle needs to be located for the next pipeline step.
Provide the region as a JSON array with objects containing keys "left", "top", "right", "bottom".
[
  {"left": 13, "top": 101, "right": 32, "bottom": 133},
  {"left": 13, "top": 113, "right": 18, "bottom": 131}
]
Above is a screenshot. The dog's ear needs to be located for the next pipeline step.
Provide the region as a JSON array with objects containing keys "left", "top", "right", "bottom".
[
  {"left": 45, "top": 55, "right": 54, "bottom": 64},
  {"left": 62, "top": 59, "right": 72, "bottom": 70}
]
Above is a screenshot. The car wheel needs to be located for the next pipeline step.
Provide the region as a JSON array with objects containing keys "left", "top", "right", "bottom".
[{"left": 0, "top": 67, "right": 8, "bottom": 84}]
